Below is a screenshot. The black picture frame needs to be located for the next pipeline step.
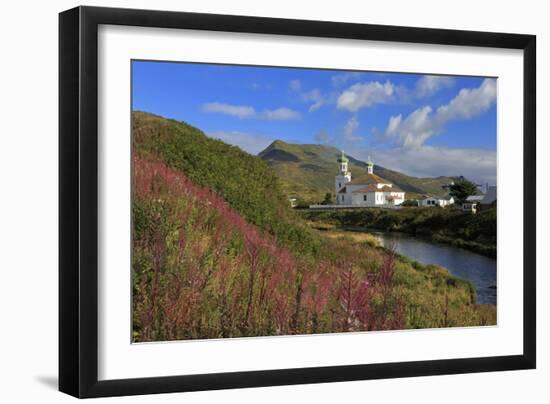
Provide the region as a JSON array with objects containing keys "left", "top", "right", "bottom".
[{"left": 59, "top": 5, "right": 536, "bottom": 398}]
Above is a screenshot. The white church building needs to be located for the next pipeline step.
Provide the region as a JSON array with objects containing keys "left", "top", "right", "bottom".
[{"left": 334, "top": 152, "right": 405, "bottom": 207}]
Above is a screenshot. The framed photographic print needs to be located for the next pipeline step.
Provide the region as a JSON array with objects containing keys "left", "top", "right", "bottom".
[{"left": 59, "top": 6, "right": 536, "bottom": 398}]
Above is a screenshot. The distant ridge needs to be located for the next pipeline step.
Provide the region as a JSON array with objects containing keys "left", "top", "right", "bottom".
[{"left": 259, "top": 140, "right": 456, "bottom": 203}]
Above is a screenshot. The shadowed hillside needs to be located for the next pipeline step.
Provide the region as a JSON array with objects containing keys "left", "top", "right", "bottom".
[{"left": 259, "top": 140, "right": 456, "bottom": 203}]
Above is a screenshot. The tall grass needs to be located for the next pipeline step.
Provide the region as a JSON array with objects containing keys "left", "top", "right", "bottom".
[{"left": 132, "top": 157, "right": 407, "bottom": 341}]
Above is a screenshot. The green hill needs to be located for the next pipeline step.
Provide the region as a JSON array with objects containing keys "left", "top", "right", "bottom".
[
  {"left": 258, "top": 140, "right": 456, "bottom": 203},
  {"left": 133, "top": 111, "right": 316, "bottom": 255}
]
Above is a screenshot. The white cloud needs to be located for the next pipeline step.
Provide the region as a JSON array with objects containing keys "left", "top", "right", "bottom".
[
  {"left": 435, "top": 78, "right": 496, "bottom": 122},
  {"left": 343, "top": 116, "right": 363, "bottom": 142},
  {"left": 201, "top": 102, "right": 255, "bottom": 119},
  {"left": 358, "top": 146, "right": 496, "bottom": 185},
  {"left": 331, "top": 72, "right": 365, "bottom": 87},
  {"left": 416, "top": 75, "right": 455, "bottom": 98},
  {"left": 335, "top": 75, "right": 453, "bottom": 109},
  {"left": 388, "top": 106, "right": 435, "bottom": 149},
  {"left": 202, "top": 102, "right": 301, "bottom": 120},
  {"left": 363, "top": 79, "right": 497, "bottom": 184},
  {"left": 208, "top": 131, "right": 274, "bottom": 155},
  {"left": 380, "top": 79, "right": 497, "bottom": 149},
  {"left": 386, "top": 114, "right": 402, "bottom": 137},
  {"left": 290, "top": 79, "right": 302, "bottom": 91},
  {"left": 261, "top": 107, "right": 301, "bottom": 120},
  {"left": 337, "top": 81, "right": 395, "bottom": 112},
  {"left": 301, "top": 89, "right": 324, "bottom": 112},
  {"left": 315, "top": 129, "right": 330, "bottom": 144},
  {"left": 301, "top": 89, "right": 341, "bottom": 112}
]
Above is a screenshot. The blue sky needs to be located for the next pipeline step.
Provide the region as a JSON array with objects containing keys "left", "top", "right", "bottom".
[{"left": 133, "top": 60, "right": 497, "bottom": 184}]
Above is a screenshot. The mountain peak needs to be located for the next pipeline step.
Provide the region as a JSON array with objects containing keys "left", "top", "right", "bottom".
[{"left": 270, "top": 139, "right": 288, "bottom": 147}]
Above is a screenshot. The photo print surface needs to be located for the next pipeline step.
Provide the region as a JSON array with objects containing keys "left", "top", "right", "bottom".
[{"left": 131, "top": 60, "right": 497, "bottom": 343}]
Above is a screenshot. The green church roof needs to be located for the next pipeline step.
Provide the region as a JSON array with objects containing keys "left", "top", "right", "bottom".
[{"left": 337, "top": 150, "right": 349, "bottom": 163}]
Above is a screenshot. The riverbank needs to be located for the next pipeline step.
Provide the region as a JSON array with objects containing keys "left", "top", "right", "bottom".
[
  {"left": 309, "top": 223, "right": 496, "bottom": 325},
  {"left": 300, "top": 207, "right": 496, "bottom": 258},
  {"left": 307, "top": 221, "right": 497, "bottom": 304},
  {"left": 373, "top": 230, "right": 497, "bottom": 305}
]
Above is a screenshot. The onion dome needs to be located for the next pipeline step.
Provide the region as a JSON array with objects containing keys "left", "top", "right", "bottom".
[{"left": 337, "top": 150, "right": 349, "bottom": 163}]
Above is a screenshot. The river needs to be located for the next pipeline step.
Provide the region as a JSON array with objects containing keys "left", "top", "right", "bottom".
[{"left": 372, "top": 231, "right": 496, "bottom": 305}]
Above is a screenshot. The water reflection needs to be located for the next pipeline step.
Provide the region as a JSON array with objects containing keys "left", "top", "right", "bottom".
[{"left": 374, "top": 231, "right": 496, "bottom": 305}]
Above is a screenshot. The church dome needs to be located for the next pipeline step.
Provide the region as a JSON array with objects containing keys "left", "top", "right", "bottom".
[{"left": 337, "top": 151, "right": 349, "bottom": 163}]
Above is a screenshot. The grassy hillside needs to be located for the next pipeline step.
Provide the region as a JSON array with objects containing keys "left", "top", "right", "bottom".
[
  {"left": 132, "top": 111, "right": 495, "bottom": 341},
  {"left": 133, "top": 111, "right": 317, "bottom": 255},
  {"left": 259, "top": 140, "right": 455, "bottom": 203}
]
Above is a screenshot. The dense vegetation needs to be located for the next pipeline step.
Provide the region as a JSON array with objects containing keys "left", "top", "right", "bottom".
[
  {"left": 259, "top": 139, "right": 456, "bottom": 203},
  {"left": 449, "top": 178, "right": 480, "bottom": 202},
  {"left": 133, "top": 112, "right": 317, "bottom": 256},
  {"left": 132, "top": 112, "right": 495, "bottom": 342},
  {"left": 302, "top": 207, "right": 497, "bottom": 257}
]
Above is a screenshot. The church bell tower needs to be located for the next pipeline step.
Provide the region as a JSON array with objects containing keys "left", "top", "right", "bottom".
[
  {"left": 335, "top": 151, "right": 352, "bottom": 201},
  {"left": 366, "top": 156, "right": 374, "bottom": 174}
]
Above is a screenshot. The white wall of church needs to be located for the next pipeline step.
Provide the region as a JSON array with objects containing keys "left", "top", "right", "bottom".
[
  {"left": 337, "top": 192, "right": 352, "bottom": 205},
  {"left": 351, "top": 192, "right": 375, "bottom": 206},
  {"left": 335, "top": 174, "right": 351, "bottom": 194},
  {"left": 334, "top": 191, "right": 405, "bottom": 207}
]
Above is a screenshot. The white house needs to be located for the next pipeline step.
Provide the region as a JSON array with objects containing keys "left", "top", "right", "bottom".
[
  {"left": 462, "top": 186, "right": 497, "bottom": 213},
  {"left": 462, "top": 195, "right": 484, "bottom": 213},
  {"left": 335, "top": 152, "right": 405, "bottom": 207},
  {"left": 418, "top": 195, "right": 454, "bottom": 207}
]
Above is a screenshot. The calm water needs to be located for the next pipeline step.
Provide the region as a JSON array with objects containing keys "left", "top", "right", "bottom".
[{"left": 372, "top": 231, "right": 496, "bottom": 305}]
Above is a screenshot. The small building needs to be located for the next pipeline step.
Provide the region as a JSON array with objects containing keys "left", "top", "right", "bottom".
[
  {"left": 462, "top": 195, "right": 484, "bottom": 213},
  {"left": 418, "top": 195, "right": 454, "bottom": 207},
  {"left": 288, "top": 197, "right": 298, "bottom": 208},
  {"left": 334, "top": 152, "right": 405, "bottom": 207},
  {"left": 462, "top": 201, "right": 478, "bottom": 213},
  {"left": 461, "top": 187, "right": 496, "bottom": 213}
]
